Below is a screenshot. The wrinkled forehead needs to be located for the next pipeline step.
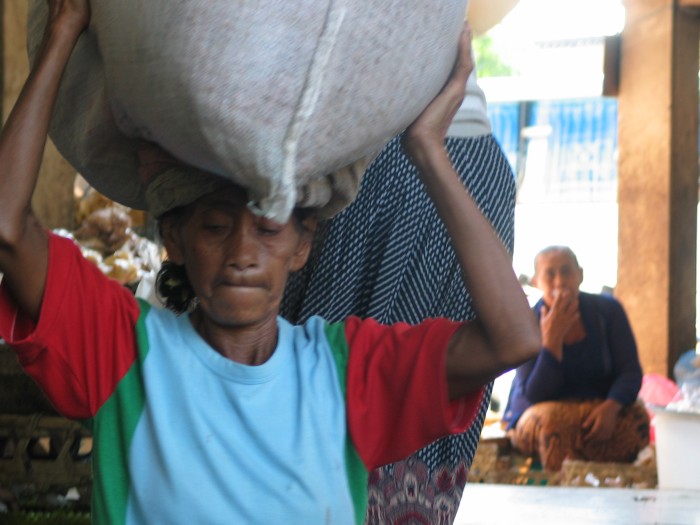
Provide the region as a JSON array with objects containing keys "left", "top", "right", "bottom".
[{"left": 187, "top": 185, "right": 301, "bottom": 231}]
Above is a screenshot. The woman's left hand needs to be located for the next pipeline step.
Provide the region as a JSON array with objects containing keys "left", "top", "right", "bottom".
[
  {"left": 402, "top": 24, "right": 473, "bottom": 163},
  {"left": 582, "top": 399, "right": 621, "bottom": 443}
]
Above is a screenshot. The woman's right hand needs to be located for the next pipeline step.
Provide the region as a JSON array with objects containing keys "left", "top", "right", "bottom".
[
  {"left": 0, "top": 0, "right": 90, "bottom": 322},
  {"left": 45, "top": 0, "right": 90, "bottom": 40}
]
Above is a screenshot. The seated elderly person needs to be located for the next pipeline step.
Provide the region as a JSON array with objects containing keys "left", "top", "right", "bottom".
[{"left": 503, "top": 246, "right": 650, "bottom": 471}]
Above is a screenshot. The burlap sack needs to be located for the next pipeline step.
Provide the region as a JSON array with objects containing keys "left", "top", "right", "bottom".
[{"left": 28, "top": 0, "right": 468, "bottom": 221}]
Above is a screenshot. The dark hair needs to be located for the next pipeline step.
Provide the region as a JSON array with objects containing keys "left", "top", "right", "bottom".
[
  {"left": 154, "top": 205, "right": 316, "bottom": 315},
  {"left": 291, "top": 207, "right": 316, "bottom": 234}
]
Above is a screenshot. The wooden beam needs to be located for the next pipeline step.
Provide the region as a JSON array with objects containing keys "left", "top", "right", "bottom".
[
  {"left": 603, "top": 35, "right": 621, "bottom": 97},
  {"left": 617, "top": 0, "right": 699, "bottom": 377},
  {"left": 679, "top": 0, "right": 700, "bottom": 11}
]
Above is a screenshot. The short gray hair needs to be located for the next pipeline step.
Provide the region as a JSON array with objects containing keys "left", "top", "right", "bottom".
[{"left": 534, "top": 245, "right": 580, "bottom": 273}]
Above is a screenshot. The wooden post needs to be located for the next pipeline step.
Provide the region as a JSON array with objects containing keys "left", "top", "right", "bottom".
[{"left": 617, "top": 0, "right": 699, "bottom": 376}]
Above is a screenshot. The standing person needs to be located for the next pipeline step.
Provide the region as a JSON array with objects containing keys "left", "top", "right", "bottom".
[
  {"left": 503, "top": 246, "right": 649, "bottom": 471},
  {"left": 282, "top": 2, "right": 520, "bottom": 521},
  {"left": 282, "top": 112, "right": 514, "bottom": 525},
  {"left": 0, "top": 1, "right": 539, "bottom": 523}
]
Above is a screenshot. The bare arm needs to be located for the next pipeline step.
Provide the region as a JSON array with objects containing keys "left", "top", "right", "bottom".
[
  {"left": 0, "top": 0, "right": 89, "bottom": 321},
  {"left": 402, "top": 26, "right": 540, "bottom": 400}
]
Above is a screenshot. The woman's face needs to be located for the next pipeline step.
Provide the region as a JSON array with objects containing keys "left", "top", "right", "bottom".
[
  {"left": 533, "top": 249, "right": 583, "bottom": 306},
  {"left": 162, "top": 186, "right": 314, "bottom": 329}
]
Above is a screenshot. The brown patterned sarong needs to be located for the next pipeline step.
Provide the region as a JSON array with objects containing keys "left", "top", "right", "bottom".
[{"left": 509, "top": 399, "right": 650, "bottom": 471}]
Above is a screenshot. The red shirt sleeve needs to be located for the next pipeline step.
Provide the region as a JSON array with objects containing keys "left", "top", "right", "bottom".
[
  {"left": 0, "top": 233, "right": 141, "bottom": 419},
  {"left": 344, "top": 316, "right": 485, "bottom": 470}
]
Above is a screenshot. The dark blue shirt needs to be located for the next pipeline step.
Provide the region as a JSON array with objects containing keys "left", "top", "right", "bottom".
[{"left": 503, "top": 291, "right": 643, "bottom": 428}]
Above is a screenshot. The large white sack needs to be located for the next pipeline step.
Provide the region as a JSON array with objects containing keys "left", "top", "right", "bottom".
[{"left": 28, "top": 0, "right": 468, "bottom": 221}]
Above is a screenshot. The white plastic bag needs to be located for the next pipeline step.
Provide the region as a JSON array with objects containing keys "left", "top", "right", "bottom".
[{"left": 28, "top": 0, "right": 468, "bottom": 221}]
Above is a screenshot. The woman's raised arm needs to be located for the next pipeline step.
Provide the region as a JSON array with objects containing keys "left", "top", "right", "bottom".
[
  {"left": 402, "top": 25, "right": 540, "bottom": 400},
  {"left": 0, "top": 0, "right": 90, "bottom": 320}
]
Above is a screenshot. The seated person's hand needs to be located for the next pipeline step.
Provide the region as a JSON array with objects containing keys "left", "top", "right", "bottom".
[
  {"left": 539, "top": 289, "right": 580, "bottom": 360},
  {"left": 581, "top": 399, "right": 621, "bottom": 443}
]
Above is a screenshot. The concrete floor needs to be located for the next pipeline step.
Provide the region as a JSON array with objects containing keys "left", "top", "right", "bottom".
[{"left": 455, "top": 484, "right": 700, "bottom": 525}]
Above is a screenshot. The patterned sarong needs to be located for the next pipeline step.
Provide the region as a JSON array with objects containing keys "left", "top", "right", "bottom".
[
  {"left": 281, "top": 134, "right": 516, "bottom": 524},
  {"left": 509, "top": 399, "right": 651, "bottom": 472}
]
